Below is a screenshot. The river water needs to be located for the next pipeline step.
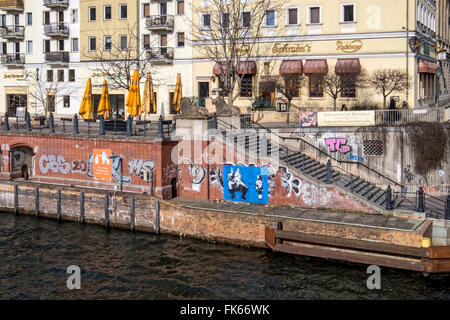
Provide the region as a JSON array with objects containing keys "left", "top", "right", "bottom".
[{"left": 0, "top": 213, "right": 449, "bottom": 300}]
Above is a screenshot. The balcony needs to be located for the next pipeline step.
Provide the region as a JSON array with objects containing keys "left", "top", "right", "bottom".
[
  {"left": 146, "top": 47, "right": 174, "bottom": 63},
  {"left": 0, "top": 53, "right": 24, "bottom": 67},
  {"left": 43, "top": 0, "right": 69, "bottom": 9},
  {"left": 0, "top": 25, "right": 24, "bottom": 40},
  {"left": 0, "top": 0, "right": 24, "bottom": 12},
  {"left": 44, "top": 23, "right": 69, "bottom": 37},
  {"left": 145, "top": 15, "right": 174, "bottom": 31},
  {"left": 45, "top": 51, "right": 69, "bottom": 65}
]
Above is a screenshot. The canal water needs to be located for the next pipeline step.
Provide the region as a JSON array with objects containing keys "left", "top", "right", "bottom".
[{"left": 0, "top": 212, "right": 449, "bottom": 300}]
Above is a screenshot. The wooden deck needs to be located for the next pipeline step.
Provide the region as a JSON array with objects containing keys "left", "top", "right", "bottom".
[{"left": 265, "top": 225, "right": 450, "bottom": 273}]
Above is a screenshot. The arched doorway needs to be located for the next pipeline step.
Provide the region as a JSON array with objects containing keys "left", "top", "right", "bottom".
[
  {"left": 171, "top": 178, "right": 177, "bottom": 198},
  {"left": 11, "top": 146, "right": 33, "bottom": 180}
]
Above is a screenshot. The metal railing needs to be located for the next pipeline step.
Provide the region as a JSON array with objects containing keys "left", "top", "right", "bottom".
[
  {"left": 0, "top": 25, "right": 24, "bottom": 38},
  {"left": 374, "top": 108, "right": 442, "bottom": 125},
  {"left": 44, "top": 23, "right": 69, "bottom": 36},
  {"left": 45, "top": 51, "right": 69, "bottom": 63},
  {"left": 145, "top": 15, "right": 174, "bottom": 30},
  {"left": 146, "top": 47, "right": 174, "bottom": 61},
  {"left": 0, "top": 53, "right": 24, "bottom": 65},
  {"left": 43, "top": 0, "right": 69, "bottom": 7}
]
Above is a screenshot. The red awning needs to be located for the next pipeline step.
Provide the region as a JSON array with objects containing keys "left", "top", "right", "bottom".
[
  {"left": 303, "top": 59, "right": 328, "bottom": 74},
  {"left": 213, "top": 61, "right": 257, "bottom": 75},
  {"left": 418, "top": 59, "right": 437, "bottom": 74},
  {"left": 279, "top": 60, "right": 303, "bottom": 74},
  {"left": 335, "top": 58, "right": 361, "bottom": 73}
]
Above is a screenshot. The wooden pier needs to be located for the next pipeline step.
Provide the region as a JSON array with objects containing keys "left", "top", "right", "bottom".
[{"left": 265, "top": 224, "right": 450, "bottom": 273}]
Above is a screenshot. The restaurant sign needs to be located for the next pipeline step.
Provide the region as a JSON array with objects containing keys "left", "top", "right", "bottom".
[
  {"left": 272, "top": 42, "right": 312, "bottom": 54},
  {"left": 336, "top": 40, "right": 362, "bottom": 53},
  {"left": 318, "top": 111, "right": 375, "bottom": 127}
]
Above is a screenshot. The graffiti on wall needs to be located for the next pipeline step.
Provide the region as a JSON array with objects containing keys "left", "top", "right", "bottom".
[
  {"left": 324, "top": 137, "right": 352, "bottom": 154},
  {"left": 128, "top": 158, "right": 156, "bottom": 178},
  {"left": 279, "top": 166, "right": 301, "bottom": 197},
  {"left": 183, "top": 159, "right": 206, "bottom": 191},
  {"left": 39, "top": 154, "right": 71, "bottom": 175},
  {"left": 223, "top": 165, "right": 269, "bottom": 204},
  {"left": 163, "top": 163, "right": 179, "bottom": 182},
  {"left": 348, "top": 153, "right": 365, "bottom": 162},
  {"left": 209, "top": 166, "right": 223, "bottom": 188}
]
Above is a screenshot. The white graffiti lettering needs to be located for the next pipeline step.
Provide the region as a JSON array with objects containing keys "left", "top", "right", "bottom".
[{"left": 39, "top": 154, "right": 70, "bottom": 175}]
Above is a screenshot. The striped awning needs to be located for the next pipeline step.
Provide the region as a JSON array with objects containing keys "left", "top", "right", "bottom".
[
  {"left": 279, "top": 60, "right": 303, "bottom": 74},
  {"left": 213, "top": 61, "right": 257, "bottom": 75},
  {"left": 335, "top": 58, "right": 361, "bottom": 73},
  {"left": 418, "top": 59, "right": 437, "bottom": 74},
  {"left": 303, "top": 59, "right": 328, "bottom": 74}
]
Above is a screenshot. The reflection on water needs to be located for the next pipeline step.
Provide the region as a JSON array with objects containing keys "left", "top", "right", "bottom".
[{"left": 0, "top": 213, "right": 449, "bottom": 300}]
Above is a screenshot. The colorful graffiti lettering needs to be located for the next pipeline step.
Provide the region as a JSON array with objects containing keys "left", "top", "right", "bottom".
[
  {"left": 39, "top": 154, "right": 70, "bottom": 175},
  {"left": 71, "top": 160, "right": 88, "bottom": 174},
  {"left": 324, "top": 138, "right": 351, "bottom": 154},
  {"left": 348, "top": 153, "right": 365, "bottom": 162}
]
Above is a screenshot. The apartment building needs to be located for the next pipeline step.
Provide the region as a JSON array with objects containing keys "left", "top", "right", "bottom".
[
  {"left": 436, "top": 0, "right": 450, "bottom": 106},
  {"left": 192, "top": 0, "right": 440, "bottom": 111}
]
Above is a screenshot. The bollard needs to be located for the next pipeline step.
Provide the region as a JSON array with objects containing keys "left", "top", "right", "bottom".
[
  {"left": 99, "top": 117, "right": 105, "bottom": 135},
  {"left": 57, "top": 190, "right": 62, "bottom": 222},
  {"left": 158, "top": 115, "right": 163, "bottom": 138},
  {"left": 126, "top": 115, "right": 132, "bottom": 137},
  {"left": 276, "top": 221, "right": 283, "bottom": 245},
  {"left": 155, "top": 200, "right": 160, "bottom": 235},
  {"left": 104, "top": 194, "right": 110, "bottom": 228},
  {"left": 35, "top": 186, "right": 39, "bottom": 217},
  {"left": 326, "top": 160, "right": 332, "bottom": 184},
  {"left": 73, "top": 114, "right": 79, "bottom": 134},
  {"left": 130, "top": 197, "right": 135, "bottom": 231},
  {"left": 49, "top": 112, "right": 55, "bottom": 133},
  {"left": 25, "top": 112, "right": 31, "bottom": 131},
  {"left": 4, "top": 113, "right": 9, "bottom": 130},
  {"left": 417, "top": 187, "right": 425, "bottom": 213},
  {"left": 80, "top": 192, "right": 85, "bottom": 224},
  {"left": 14, "top": 185, "right": 18, "bottom": 214},
  {"left": 213, "top": 113, "right": 218, "bottom": 130},
  {"left": 385, "top": 185, "right": 392, "bottom": 210},
  {"left": 445, "top": 195, "right": 450, "bottom": 220},
  {"left": 15, "top": 114, "right": 18, "bottom": 131}
]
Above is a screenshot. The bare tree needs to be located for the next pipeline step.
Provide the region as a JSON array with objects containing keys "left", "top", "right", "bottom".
[
  {"left": 323, "top": 70, "right": 368, "bottom": 111},
  {"left": 259, "top": 73, "right": 305, "bottom": 112},
  {"left": 191, "top": 0, "right": 286, "bottom": 110},
  {"left": 25, "top": 69, "right": 81, "bottom": 118},
  {"left": 82, "top": 22, "right": 154, "bottom": 90},
  {"left": 367, "top": 69, "right": 410, "bottom": 109}
]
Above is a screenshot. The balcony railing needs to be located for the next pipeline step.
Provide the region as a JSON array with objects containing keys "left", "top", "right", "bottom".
[
  {"left": 45, "top": 51, "right": 69, "bottom": 64},
  {"left": 44, "top": 23, "right": 69, "bottom": 37},
  {"left": 145, "top": 15, "right": 174, "bottom": 31},
  {"left": 0, "top": 0, "right": 24, "bottom": 11},
  {"left": 0, "top": 25, "right": 24, "bottom": 40},
  {"left": 0, "top": 53, "right": 24, "bottom": 65},
  {"left": 147, "top": 47, "right": 174, "bottom": 62},
  {"left": 43, "top": 0, "right": 69, "bottom": 9}
]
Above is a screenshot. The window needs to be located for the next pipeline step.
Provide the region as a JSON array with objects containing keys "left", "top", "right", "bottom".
[
  {"left": 143, "top": 3, "right": 150, "bottom": 17},
  {"left": 342, "top": 3, "right": 355, "bottom": 23},
  {"left": 104, "top": 36, "right": 112, "bottom": 51},
  {"left": 63, "top": 96, "right": 70, "bottom": 108},
  {"left": 89, "top": 7, "right": 96, "bottom": 22},
  {"left": 201, "top": 13, "right": 211, "bottom": 30},
  {"left": 143, "top": 34, "right": 150, "bottom": 49},
  {"left": 89, "top": 37, "right": 96, "bottom": 51},
  {"left": 26, "top": 41, "right": 32, "bottom": 54},
  {"left": 242, "top": 11, "right": 251, "bottom": 28},
  {"left": 120, "top": 5, "right": 127, "bottom": 19},
  {"left": 340, "top": 75, "right": 356, "bottom": 98},
  {"left": 71, "top": 38, "right": 79, "bottom": 52},
  {"left": 119, "top": 35, "right": 127, "bottom": 50},
  {"left": 177, "top": 1, "right": 185, "bottom": 15},
  {"left": 58, "top": 39, "right": 64, "bottom": 51},
  {"left": 69, "top": 69, "right": 75, "bottom": 82},
  {"left": 240, "top": 75, "right": 253, "bottom": 97},
  {"left": 26, "top": 13, "right": 32, "bottom": 26},
  {"left": 71, "top": 9, "right": 78, "bottom": 23},
  {"left": 265, "top": 10, "right": 275, "bottom": 27},
  {"left": 104, "top": 6, "right": 112, "bottom": 20},
  {"left": 43, "top": 39, "right": 50, "bottom": 53},
  {"left": 221, "top": 13, "right": 230, "bottom": 29},
  {"left": 287, "top": 8, "right": 299, "bottom": 25},
  {"left": 43, "top": 11, "right": 50, "bottom": 25},
  {"left": 177, "top": 32, "right": 185, "bottom": 47},
  {"left": 58, "top": 70, "right": 64, "bottom": 82},
  {"left": 0, "top": 42, "right": 6, "bottom": 54},
  {"left": 308, "top": 6, "right": 321, "bottom": 24},
  {"left": 47, "top": 70, "right": 53, "bottom": 82},
  {"left": 309, "top": 75, "right": 324, "bottom": 97},
  {"left": 0, "top": 15, "right": 6, "bottom": 27}
]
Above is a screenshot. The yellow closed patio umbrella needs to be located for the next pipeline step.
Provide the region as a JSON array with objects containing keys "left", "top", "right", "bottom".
[
  {"left": 172, "top": 73, "right": 182, "bottom": 113},
  {"left": 79, "top": 78, "right": 93, "bottom": 120},
  {"left": 97, "top": 79, "right": 111, "bottom": 119},
  {"left": 126, "top": 70, "right": 142, "bottom": 117},
  {"left": 143, "top": 74, "right": 156, "bottom": 114}
]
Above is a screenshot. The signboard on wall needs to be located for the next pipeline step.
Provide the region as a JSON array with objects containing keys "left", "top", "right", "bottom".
[
  {"left": 318, "top": 111, "right": 375, "bottom": 127},
  {"left": 93, "top": 149, "right": 112, "bottom": 181},
  {"left": 299, "top": 112, "right": 318, "bottom": 127},
  {"left": 223, "top": 165, "right": 269, "bottom": 204}
]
